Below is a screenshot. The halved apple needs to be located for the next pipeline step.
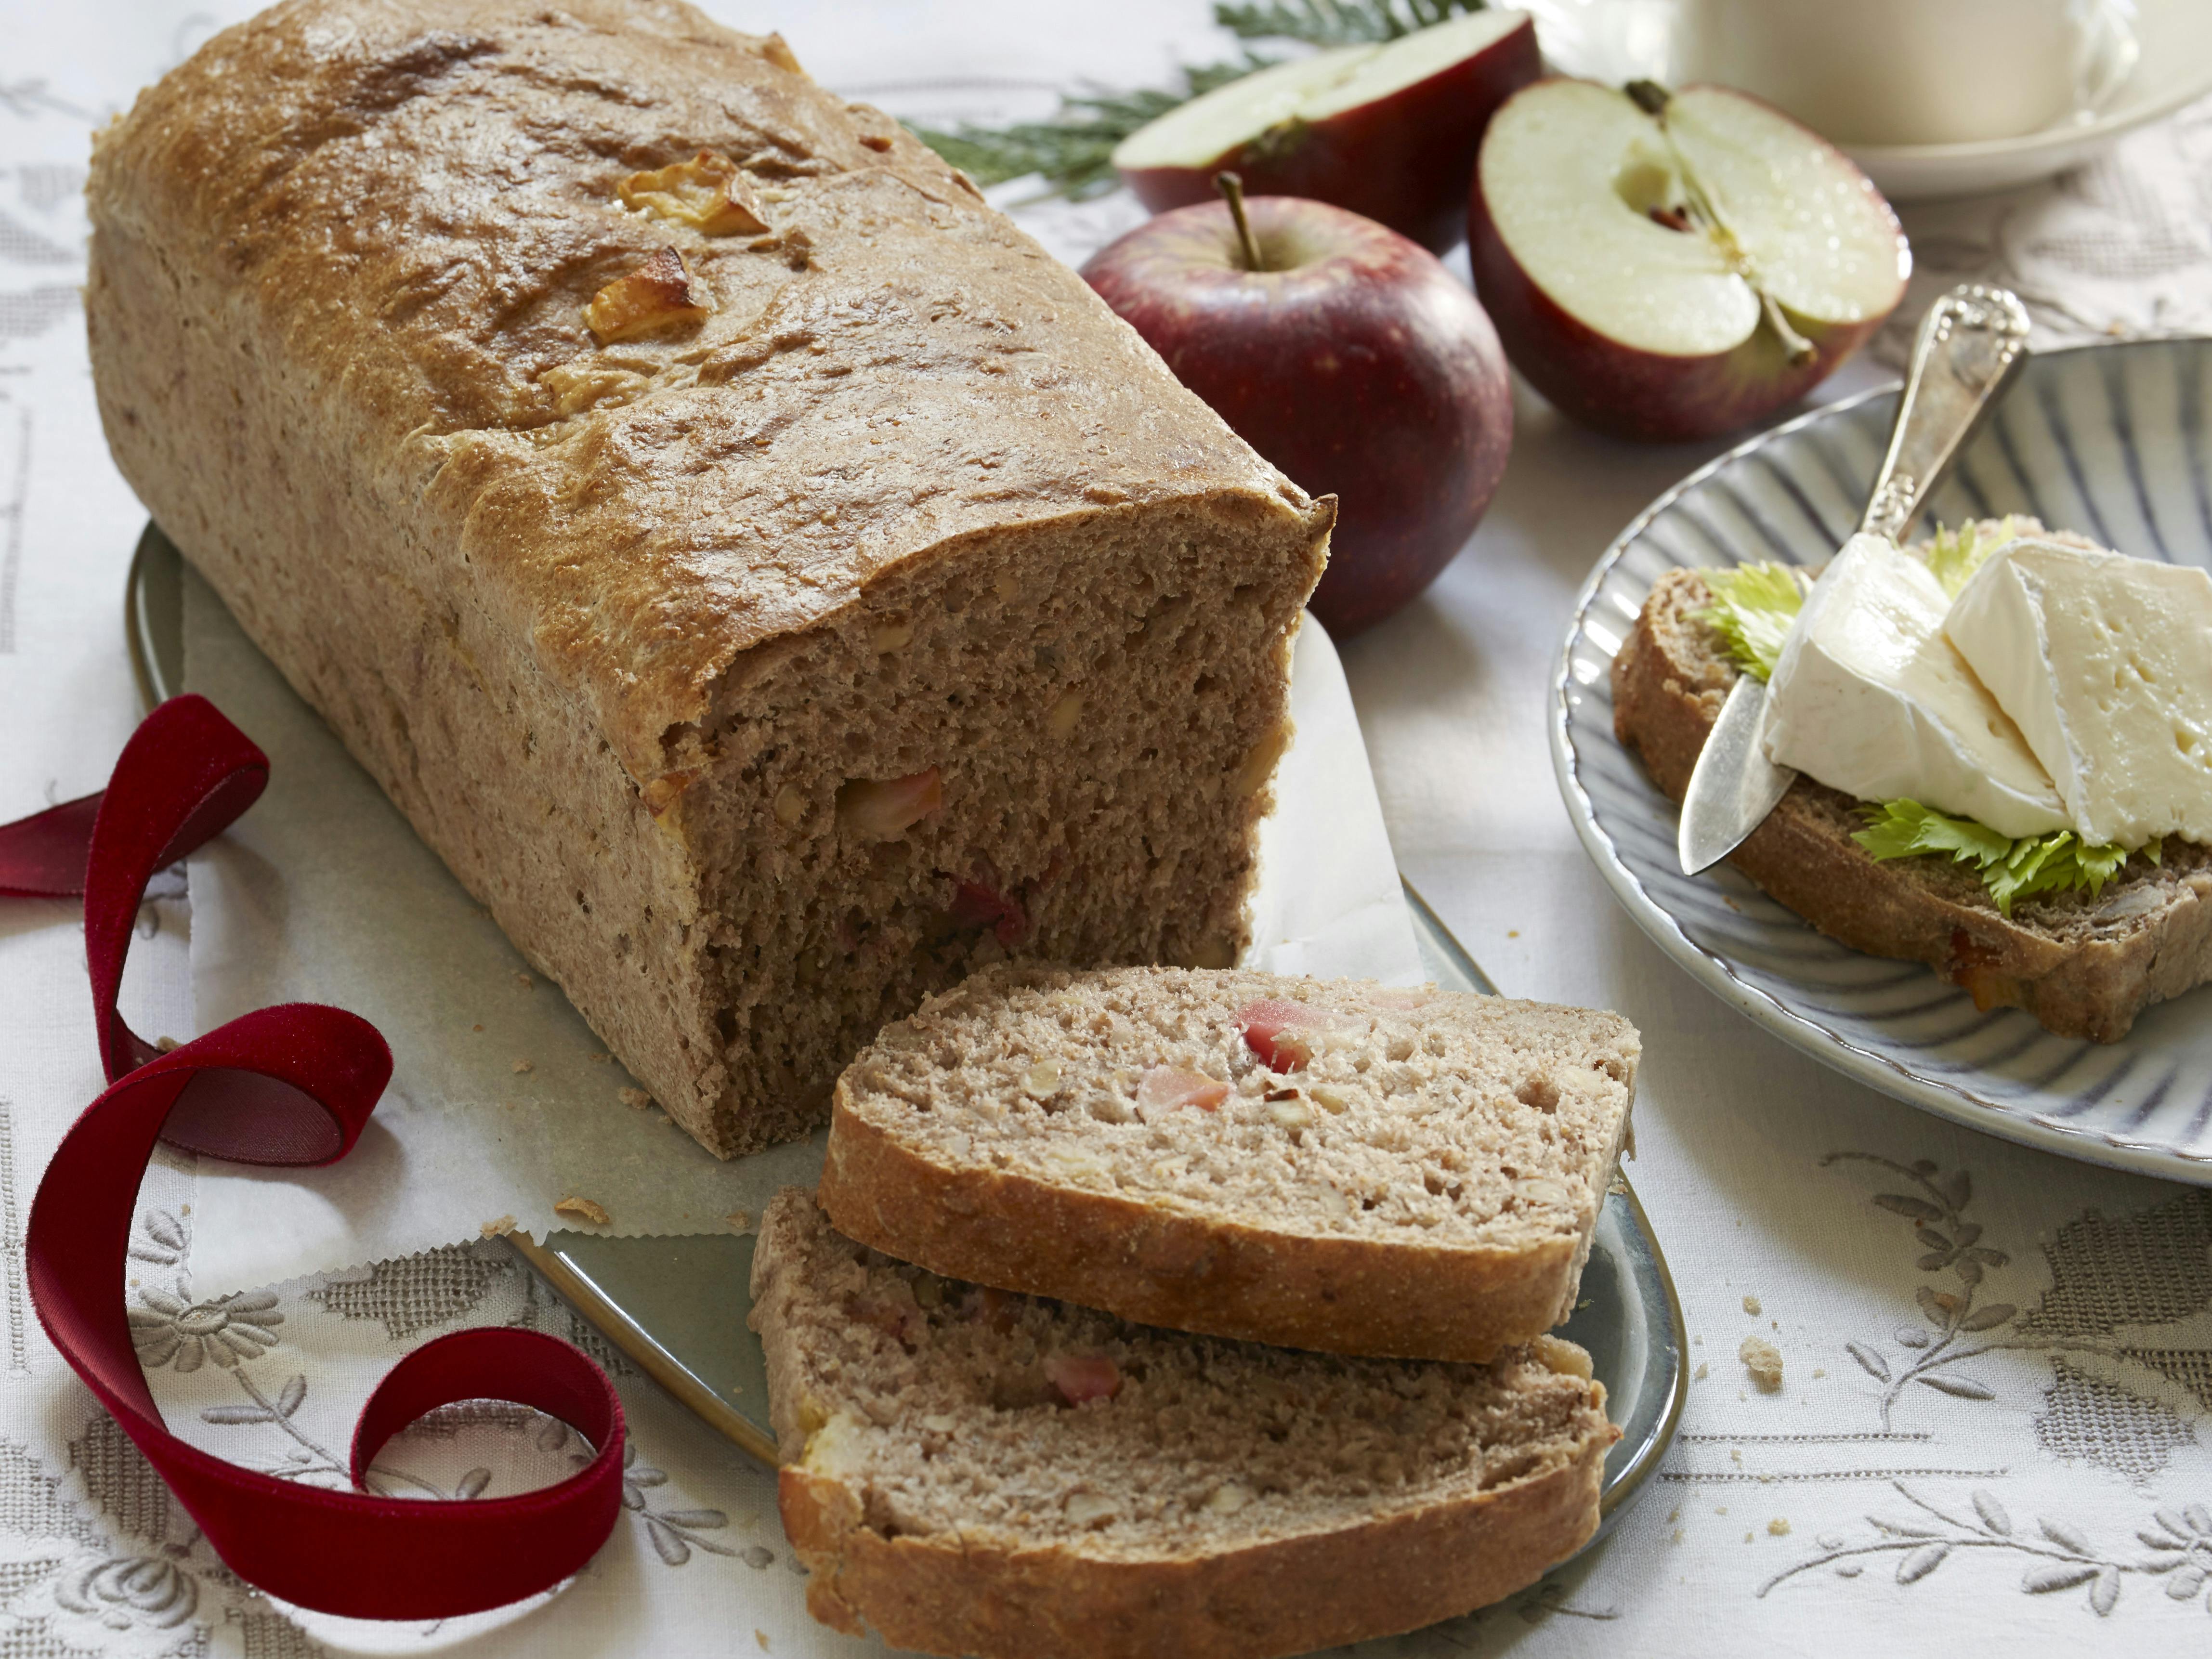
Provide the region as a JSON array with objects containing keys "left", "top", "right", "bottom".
[
  {"left": 1468, "top": 79, "right": 1910, "bottom": 442},
  {"left": 1113, "top": 10, "right": 1539, "bottom": 252}
]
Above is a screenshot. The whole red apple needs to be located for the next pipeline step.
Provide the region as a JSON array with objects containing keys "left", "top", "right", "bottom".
[
  {"left": 1083, "top": 194, "right": 1512, "bottom": 637},
  {"left": 1113, "top": 9, "right": 1540, "bottom": 253},
  {"left": 1468, "top": 78, "right": 1909, "bottom": 442}
]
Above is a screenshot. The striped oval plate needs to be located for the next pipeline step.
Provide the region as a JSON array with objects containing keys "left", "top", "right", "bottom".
[{"left": 1552, "top": 338, "right": 2212, "bottom": 1183}]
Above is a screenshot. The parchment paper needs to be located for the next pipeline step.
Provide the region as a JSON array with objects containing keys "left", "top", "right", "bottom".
[{"left": 183, "top": 567, "right": 1423, "bottom": 1295}]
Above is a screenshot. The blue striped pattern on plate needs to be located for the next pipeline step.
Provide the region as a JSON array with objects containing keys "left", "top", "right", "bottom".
[{"left": 1551, "top": 339, "right": 2212, "bottom": 1182}]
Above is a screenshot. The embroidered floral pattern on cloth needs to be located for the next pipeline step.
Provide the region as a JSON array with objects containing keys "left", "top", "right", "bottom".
[{"left": 6, "top": 2, "right": 2212, "bottom": 1655}]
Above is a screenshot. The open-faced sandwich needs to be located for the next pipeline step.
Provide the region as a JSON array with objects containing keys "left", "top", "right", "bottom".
[{"left": 1614, "top": 518, "right": 2212, "bottom": 1041}]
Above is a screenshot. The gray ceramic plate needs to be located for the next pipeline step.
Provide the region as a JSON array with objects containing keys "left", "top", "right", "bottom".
[
  {"left": 131, "top": 526, "right": 1682, "bottom": 1539},
  {"left": 1555, "top": 338, "right": 2212, "bottom": 1183}
]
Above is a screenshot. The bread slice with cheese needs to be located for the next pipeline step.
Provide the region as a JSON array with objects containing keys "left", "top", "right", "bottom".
[
  {"left": 1612, "top": 554, "right": 2212, "bottom": 1042},
  {"left": 819, "top": 964, "right": 1638, "bottom": 1362},
  {"left": 750, "top": 1189, "right": 1617, "bottom": 1659}
]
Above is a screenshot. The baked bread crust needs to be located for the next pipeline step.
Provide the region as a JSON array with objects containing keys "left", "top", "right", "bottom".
[
  {"left": 778, "top": 1454, "right": 1601, "bottom": 1659},
  {"left": 752, "top": 1190, "right": 1615, "bottom": 1659},
  {"left": 821, "top": 965, "right": 1637, "bottom": 1361},
  {"left": 825, "top": 1099, "right": 1582, "bottom": 1360},
  {"left": 1611, "top": 562, "right": 2212, "bottom": 1041},
  {"left": 89, "top": 0, "right": 1333, "bottom": 1153}
]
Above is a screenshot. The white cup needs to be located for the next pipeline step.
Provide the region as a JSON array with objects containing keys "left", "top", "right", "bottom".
[{"left": 1675, "top": 0, "right": 2127, "bottom": 147}]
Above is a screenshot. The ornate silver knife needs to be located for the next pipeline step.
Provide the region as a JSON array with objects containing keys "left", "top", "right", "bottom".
[{"left": 1675, "top": 284, "right": 2033, "bottom": 876}]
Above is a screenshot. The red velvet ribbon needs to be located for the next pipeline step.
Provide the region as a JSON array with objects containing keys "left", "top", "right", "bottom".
[{"left": 0, "top": 695, "right": 625, "bottom": 1618}]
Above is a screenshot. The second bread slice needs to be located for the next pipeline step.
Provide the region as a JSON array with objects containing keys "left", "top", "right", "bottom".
[{"left": 819, "top": 965, "right": 1638, "bottom": 1360}]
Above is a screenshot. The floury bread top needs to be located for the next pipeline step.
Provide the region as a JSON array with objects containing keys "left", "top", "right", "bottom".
[{"left": 89, "top": 0, "right": 1329, "bottom": 787}]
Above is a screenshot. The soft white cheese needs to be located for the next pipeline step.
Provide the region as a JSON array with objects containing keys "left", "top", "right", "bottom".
[
  {"left": 1762, "top": 533, "right": 2069, "bottom": 837},
  {"left": 1945, "top": 538, "right": 2212, "bottom": 849}
]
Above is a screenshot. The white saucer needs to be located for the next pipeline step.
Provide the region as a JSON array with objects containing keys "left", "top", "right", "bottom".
[{"left": 1525, "top": 0, "right": 2212, "bottom": 201}]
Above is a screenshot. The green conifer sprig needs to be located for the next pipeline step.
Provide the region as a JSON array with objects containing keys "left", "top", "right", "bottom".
[
  {"left": 911, "top": 0, "right": 1488, "bottom": 199},
  {"left": 1217, "top": 0, "right": 1488, "bottom": 45}
]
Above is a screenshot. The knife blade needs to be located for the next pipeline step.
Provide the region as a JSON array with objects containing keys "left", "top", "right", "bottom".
[
  {"left": 1671, "top": 284, "right": 2032, "bottom": 877},
  {"left": 1676, "top": 675, "right": 1797, "bottom": 877}
]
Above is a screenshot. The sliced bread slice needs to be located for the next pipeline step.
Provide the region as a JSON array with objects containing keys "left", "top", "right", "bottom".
[
  {"left": 818, "top": 964, "right": 1638, "bottom": 1361},
  {"left": 1611, "top": 555, "right": 2212, "bottom": 1043},
  {"left": 751, "top": 1189, "right": 1616, "bottom": 1659}
]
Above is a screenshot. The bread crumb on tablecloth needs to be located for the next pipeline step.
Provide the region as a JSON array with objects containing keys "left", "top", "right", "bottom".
[
  {"left": 515, "top": 972, "right": 533, "bottom": 989},
  {"left": 1694, "top": 1361, "right": 1708, "bottom": 1380},
  {"left": 1742, "top": 1294, "right": 1762, "bottom": 1316},
  {"left": 619, "top": 1087, "right": 652, "bottom": 1110},
  {"left": 726, "top": 1210, "right": 753, "bottom": 1232},
  {"left": 480, "top": 1215, "right": 516, "bottom": 1238},
  {"left": 1769, "top": 1517, "right": 1792, "bottom": 1536},
  {"left": 755, "top": 1633, "right": 770, "bottom": 1651},
  {"left": 1741, "top": 1335, "right": 1784, "bottom": 1390},
  {"left": 554, "top": 1195, "right": 611, "bottom": 1226}
]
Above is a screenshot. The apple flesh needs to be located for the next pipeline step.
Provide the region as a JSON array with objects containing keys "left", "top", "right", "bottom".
[
  {"left": 1468, "top": 79, "right": 1909, "bottom": 442},
  {"left": 1083, "top": 196, "right": 1512, "bottom": 637},
  {"left": 1113, "top": 10, "right": 1540, "bottom": 253}
]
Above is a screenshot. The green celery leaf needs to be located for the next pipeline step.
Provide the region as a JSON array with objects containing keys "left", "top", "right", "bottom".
[
  {"left": 1694, "top": 562, "right": 1804, "bottom": 683},
  {"left": 1854, "top": 800, "right": 2145, "bottom": 917},
  {"left": 1918, "top": 516, "right": 2028, "bottom": 599}
]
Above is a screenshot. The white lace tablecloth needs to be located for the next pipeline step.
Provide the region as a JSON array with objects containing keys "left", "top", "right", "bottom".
[{"left": 6, "top": 3, "right": 2212, "bottom": 1655}]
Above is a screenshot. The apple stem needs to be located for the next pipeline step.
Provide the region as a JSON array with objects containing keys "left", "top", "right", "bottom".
[
  {"left": 1760, "top": 291, "right": 1819, "bottom": 367},
  {"left": 1623, "top": 80, "right": 1819, "bottom": 368},
  {"left": 1214, "top": 170, "right": 1265, "bottom": 274}
]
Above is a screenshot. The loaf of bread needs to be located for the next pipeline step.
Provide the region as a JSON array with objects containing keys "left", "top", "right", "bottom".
[
  {"left": 751, "top": 1189, "right": 1616, "bottom": 1659},
  {"left": 87, "top": 0, "right": 1334, "bottom": 1154},
  {"left": 1614, "top": 557, "right": 2212, "bottom": 1041},
  {"left": 821, "top": 964, "right": 1638, "bottom": 1360}
]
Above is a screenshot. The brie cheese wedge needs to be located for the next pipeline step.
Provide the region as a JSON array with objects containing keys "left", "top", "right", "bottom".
[
  {"left": 1945, "top": 538, "right": 2212, "bottom": 849},
  {"left": 1762, "top": 533, "right": 2069, "bottom": 838}
]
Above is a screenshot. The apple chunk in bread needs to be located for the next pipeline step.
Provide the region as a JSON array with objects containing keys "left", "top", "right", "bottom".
[
  {"left": 1469, "top": 80, "right": 1908, "bottom": 442},
  {"left": 1113, "top": 9, "right": 1539, "bottom": 252},
  {"left": 584, "top": 247, "right": 713, "bottom": 342}
]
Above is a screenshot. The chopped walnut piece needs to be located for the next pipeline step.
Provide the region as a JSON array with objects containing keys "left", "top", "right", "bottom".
[
  {"left": 1063, "top": 1491, "right": 1117, "bottom": 1527},
  {"left": 837, "top": 769, "right": 942, "bottom": 842},
  {"left": 617, "top": 152, "right": 771, "bottom": 236},
  {"left": 554, "top": 1195, "right": 610, "bottom": 1226},
  {"left": 585, "top": 248, "right": 711, "bottom": 343}
]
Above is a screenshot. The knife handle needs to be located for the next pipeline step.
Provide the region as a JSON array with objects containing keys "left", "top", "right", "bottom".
[{"left": 1859, "top": 284, "right": 2031, "bottom": 543}]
